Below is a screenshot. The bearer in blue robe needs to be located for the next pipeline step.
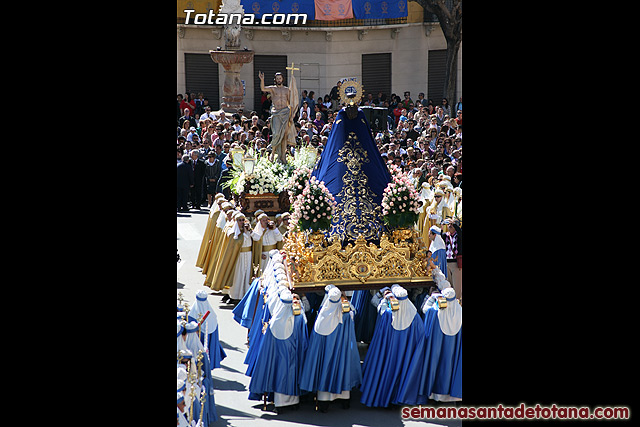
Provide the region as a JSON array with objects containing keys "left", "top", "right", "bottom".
[
  {"left": 248, "top": 288, "right": 309, "bottom": 412},
  {"left": 300, "top": 286, "right": 362, "bottom": 412},
  {"left": 419, "top": 286, "right": 462, "bottom": 402},
  {"left": 190, "top": 289, "right": 227, "bottom": 369},
  {"left": 233, "top": 249, "right": 281, "bottom": 328},
  {"left": 242, "top": 256, "right": 284, "bottom": 369},
  {"left": 178, "top": 337, "right": 219, "bottom": 425},
  {"left": 199, "top": 344, "right": 219, "bottom": 425},
  {"left": 305, "top": 284, "right": 335, "bottom": 333},
  {"left": 360, "top": 285, "right": 426, "bottom": 407},
  {"left": 232, "top": 277, "right": 260, "bottom": 327},
  {"left": 428, "top": 225, "right": 448, "bottom": 279},
  {"left": 244, "top": 271, "right": 289, "bottom": 377}
]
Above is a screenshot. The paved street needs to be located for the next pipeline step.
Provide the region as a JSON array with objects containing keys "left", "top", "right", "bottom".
[{"left": 177, "top": 208, "right": 461, "bottom": 427}]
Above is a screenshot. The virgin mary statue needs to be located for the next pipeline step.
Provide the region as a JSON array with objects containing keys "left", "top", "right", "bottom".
[{"left": 311, "top": 81, "right": 391, "bottom": 244}]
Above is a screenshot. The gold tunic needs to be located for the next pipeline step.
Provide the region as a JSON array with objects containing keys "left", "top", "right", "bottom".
[
  {"left": 204, "top": 219, "right": 234, "bottom": 287},
  {"left": 201, "top": 217, "right": 226, "bottom": 278},
  {"left": 209, "top": 228, "right": 243, "bottom": 291},
  {"left": 195, "top": 209, "right": 221, "bottom": 268},
  {"left": 421, "top": 200, "right": 452, "bottom": 241}
]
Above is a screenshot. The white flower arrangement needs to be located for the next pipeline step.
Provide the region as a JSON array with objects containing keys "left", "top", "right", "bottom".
[
  {"left": 228, "top": 156, "right": 289, "bottom": 196},
  {"left": 223, "top": 144, "right": 319, "bottom": 198}
]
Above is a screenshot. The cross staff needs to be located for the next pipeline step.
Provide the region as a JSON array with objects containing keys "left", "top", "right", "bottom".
[{"left": 286, "top": 62, "right": 300, "bottom": 74}]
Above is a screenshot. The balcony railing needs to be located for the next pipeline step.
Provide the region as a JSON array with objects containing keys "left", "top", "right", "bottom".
[
  {"left": 292, "top": 17, "right": 407, "bottom": 26},
  {"left": 176, "top": 16, "right": 408, "bottom": 26}
]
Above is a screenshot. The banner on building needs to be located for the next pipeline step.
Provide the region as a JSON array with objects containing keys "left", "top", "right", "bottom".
[
  {"left": 352, "top": 0, "right": 407, "bottom": 19},
  {"left": 178, "top": 0, "right": 223, "bottom": 20},
  {"left": 241, "top": 0, "right": 315, "bottom": 18},
  {"left": 314, "top": 0, "right": 354, "bottom": 20}
]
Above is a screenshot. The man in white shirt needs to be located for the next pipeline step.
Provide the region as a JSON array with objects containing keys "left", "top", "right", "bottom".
[
  {"left": 215, "top": 110, "right": 231, "bottom": 124},
  {"left": 199, "top": 106, "right": 214, "bottom": 122}
]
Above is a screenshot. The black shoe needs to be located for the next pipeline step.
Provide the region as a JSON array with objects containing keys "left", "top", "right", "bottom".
[
  {"left": 263, "top": 403, "right": 275, "bottom": 412},
  {"left": 318, "top": 401, "right": 329, "bottom": 413},
  {"left": 221, "top": 295, "right": 230, "bottom": 303},
  {"left": 299, "top": 393, "right": 313, "bottom": 404}
]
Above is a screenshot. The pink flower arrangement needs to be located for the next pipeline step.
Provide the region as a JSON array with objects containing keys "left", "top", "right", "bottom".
[
  {"left": 285, "top": 166, "right": 312, "bottom": 204},
  {"left": 381, "top": 165, "right": 421, "bottom": 229},
  {"left": 290, "top": 175, "right": 337, "bottom": 232}
]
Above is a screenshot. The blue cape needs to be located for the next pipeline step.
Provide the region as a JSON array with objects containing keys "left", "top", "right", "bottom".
[
  {"left": 232, "top": 277, "right": 261, "bottom": 328},
  {"left": 432, "top": 248, "right": 448, "bottom": 279},
  {"left": 360, "top": 307, "right": 426, "bottom": 407},
  {"left": 300, "top": 311, "right": 362, "bottom": 395},
  {"left": 248, "top": 314, "right": 309, "bottom": 397},
  {"left": 200, "top": 326, "right": 227, "bottom": 370},
  {"left": 351, "top": 289, "right": 379, "bottom": 343},
  {"left": 244, "top": 295, "right": 270, "bottom": 377},
  {"left": 200, "top": 353, "right": 219, "bottom": 424},
  {"left": 312, "top": 107, "right": 391, "bottom": 242},
  {"left": 418, "top": 307, "right": 462, "bottom": 400}
]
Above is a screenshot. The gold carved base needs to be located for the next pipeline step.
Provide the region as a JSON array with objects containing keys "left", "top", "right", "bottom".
[{"left": 283, "top": 228, "right": 434, "bottom": 292}]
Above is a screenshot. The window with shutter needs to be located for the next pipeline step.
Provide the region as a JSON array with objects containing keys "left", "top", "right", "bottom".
[
  {"left": 184, "top": 53, "right": 220, "bottom": 110},
  {"left": 253, "top": 55, "right": 288, "bottom": 113},
  {"left": 427, "top": 49, "right": 456, "bottom": 104},
  {"left": 361, "top": 53, "right": 392, "bottom": 101}
]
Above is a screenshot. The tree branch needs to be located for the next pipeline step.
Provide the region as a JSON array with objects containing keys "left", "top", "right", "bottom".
[{"left": 411, "top": 0, "right": 461, "bottom": 42}]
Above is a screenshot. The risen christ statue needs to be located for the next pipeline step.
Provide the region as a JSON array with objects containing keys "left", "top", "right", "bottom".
[{"left": 259, "top": 69, "right": 298, "bottom": 163}]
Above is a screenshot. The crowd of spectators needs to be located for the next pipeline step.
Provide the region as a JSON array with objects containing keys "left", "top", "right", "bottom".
[{"left": 176, "top": 88, "right": 462, "bottom": 212}]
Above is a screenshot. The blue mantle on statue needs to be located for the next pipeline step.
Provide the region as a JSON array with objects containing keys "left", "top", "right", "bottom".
[{"left": 312, "top": 107, "right": 391, "bottom": 242}]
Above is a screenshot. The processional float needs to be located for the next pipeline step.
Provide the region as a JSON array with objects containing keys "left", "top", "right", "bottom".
[{"left": 281, "top": 77, "right": 435, "bottom": 293}]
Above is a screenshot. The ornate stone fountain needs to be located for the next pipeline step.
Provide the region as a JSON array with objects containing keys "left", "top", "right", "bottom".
[{"left": 210, "top": 0, "right": 254, "bottom": 113}]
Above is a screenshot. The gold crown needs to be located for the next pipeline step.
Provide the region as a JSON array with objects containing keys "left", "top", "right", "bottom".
[{"left": 338, "top": 79, "right": 364, "bottom": 106}]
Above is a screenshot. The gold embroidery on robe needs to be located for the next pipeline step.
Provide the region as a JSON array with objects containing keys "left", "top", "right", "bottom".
[{"left": 330, "top": 131, "right": 384, "bottom": 242}]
